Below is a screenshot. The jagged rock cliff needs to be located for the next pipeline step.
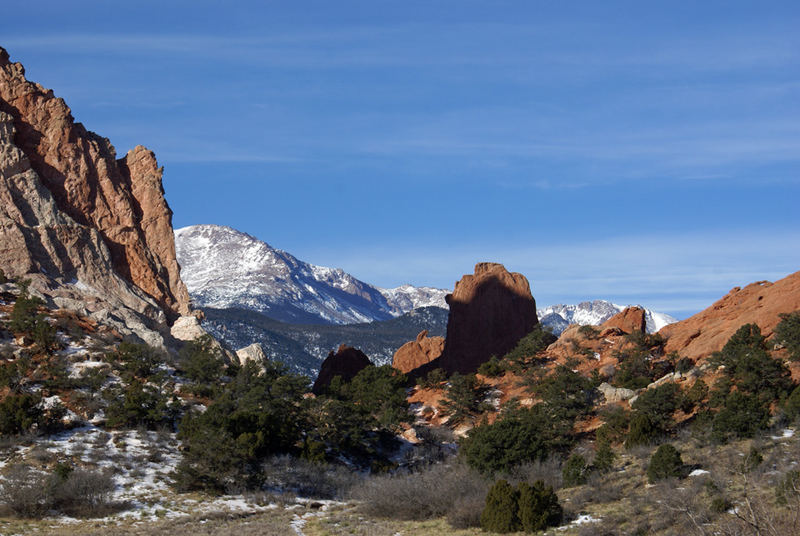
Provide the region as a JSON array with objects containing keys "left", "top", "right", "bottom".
[{"left": 0, "top": 47, "right": 190, "bottom": 344}]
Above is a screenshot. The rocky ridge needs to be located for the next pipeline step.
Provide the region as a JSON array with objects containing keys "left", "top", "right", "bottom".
[
  {"left": 0, "top": 47, "right": 190, "bottom": 345},
  {"left": 660, "top": 271, "right": 800, "bottom": 360}
]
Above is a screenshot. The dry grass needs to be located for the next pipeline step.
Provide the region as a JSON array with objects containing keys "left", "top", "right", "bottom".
[{"left": 0, "top": 509, "right": 297, "bottom": 536}]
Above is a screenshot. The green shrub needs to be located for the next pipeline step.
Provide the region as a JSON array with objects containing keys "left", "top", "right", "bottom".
[
  {"left": 680, "top": 379, "right": 709, "bottom": 413},
  {"left": 478, "top": 356, "right": 505, "bottom": 378},
  {"left": 112, "top": 342, "right": 164, "bottom": 380},
  {"left": 0, "top": 357, "right": 32, "bottom": 393},
  {"left": 578, "top": 325, "right": 600, "bottom": 339},
  {"left": 480, "top": 479, "right": 563, "bottom": 534},
  {"left": 710, "top": 496, "right": 732, "bottom": 513},
  {"left": 613, "top": 351, "right": 653, "bottom": 389},
  {"left": 711, "top": 391, "right": 770, "bottom": 442},
  {"left": 480, "top": 479, "right": 520, "bottom": 533},
  {"left": 327, "top": 365, "right": 410, "bottom": 432},
  {"left": 675, "top": 357, "right": 695, "bottom": 373},
  {"left": 625, "top": 331, "right": 665, "bottom": 352},
  {"left": 647, "top": 444, "right": 684, "bottom": 483},
  {"left": 625, "top": 412, "right": 659, "bottom": 448},
  {"left": 31, "top": 316, "right": 57, "bottom": 353},
  {"left": 460, "top": 405, "right": 570, "bottom": 475},
  {"left": 712, "top": 323, "right": 793, "bottom": 402},
  {"left": 104, "top": 379, "right": 177, "bottom": 429},
  {"left": 0, "top": 393, "right": 43, "bottom": 436},
  {"left": 562, "top": 454, "right": 588, "bottom": 487},
  {"left": 775, "top": 311, "right": 800, "bottom": 361},
  {"left": 7, "top": 282, "right": 44, "bottom": 334},
  {"left": 174, "top": 361, "right": 309, "bottom": 493},
  {"left": 532, "top": 365, "right": 597, "bottom": 423},
  {"left": 785, "top": 384, "right": 800, "bottom": 421},
  {"left": 596, "top": 406, "right": 630, "bottom": 444},
  {"left": 440, "top": 373, "right": 489, "bottom": 425},
  {"left": 503, "top": 325, "right": 557, "bottom": 364},
  {"left": 631, "top": 382, "right": 681, "bottom": 433},
  {"left": 416, "top": 367, "right": 447, "bottom": 389},
  {"left": 178, "top": 335, "right": 226, "bottom": 396},
  {"left": 517, "top": 480, "right": 563, "bottom": 532},
  {"left": 593, "top": 440, "right": 616, "bottom": 472}
]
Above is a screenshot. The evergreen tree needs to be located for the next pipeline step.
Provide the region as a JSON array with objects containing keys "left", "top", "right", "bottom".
[
  {"left": 647, "top": 444, "right": 684, "bottom": 483},
  {"left": 775, "top": 311, "right": 800, "bottom": 361},
  {"left": 517, "top": 480, "right": 563, "bottom": 532},
  {"left": 562, "top": 454, "right": 588, "bottom": 487},
  {"left": 480, "top": 479, "right": 520, "bottom": 533}
]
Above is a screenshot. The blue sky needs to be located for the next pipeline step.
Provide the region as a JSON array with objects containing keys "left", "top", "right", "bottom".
[{"left": 3, "top": 1, "right": 800, "bottom": 318}]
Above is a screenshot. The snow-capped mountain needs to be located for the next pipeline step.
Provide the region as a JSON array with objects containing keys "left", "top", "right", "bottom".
[
  {"left": 537, "top": 300, "right": 677, "bottom": 335},
  {"left": 175, "top": 225, "right": 449, "bottom": 325}
]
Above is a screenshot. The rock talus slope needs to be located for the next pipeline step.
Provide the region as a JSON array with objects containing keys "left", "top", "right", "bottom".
[{"left": 0, "top": 47, "right": 190, "bottom": 343}]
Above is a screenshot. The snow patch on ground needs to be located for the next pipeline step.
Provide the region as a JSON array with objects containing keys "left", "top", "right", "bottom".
[{"left": 771, "top": 428, "right": 795, "bottom": 440}]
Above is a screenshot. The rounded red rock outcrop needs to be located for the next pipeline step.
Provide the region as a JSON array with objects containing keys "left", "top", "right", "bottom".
[
  {"left": 392, "top": 330, "right": 445, "bottom": 374},
  {"left": 311, "top": 344, "right": 372, "bottom": 395}
]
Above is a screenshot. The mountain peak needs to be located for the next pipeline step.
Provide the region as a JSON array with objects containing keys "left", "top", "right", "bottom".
[
  {"left": 538, "top": 300, "right": 676, "bottom": 334},
  {"left": 175, "top": 224, "right": 449, "bottom": 324}
]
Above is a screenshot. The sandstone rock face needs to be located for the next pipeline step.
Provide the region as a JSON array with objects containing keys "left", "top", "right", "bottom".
[
  {"left": 312, "top": 344, "right": 371, "bottom": 395},
  {"left": 0, "top": 47, "right": 189, "bottom": 323},
  {"left": 392, "top": 330, "right": 445, "bottom": 374},
  {"left": 236, "top": 343, "right": 268, "bottom": 367},
  {"left": 437, "top": 263, "right": 539, "bottom": 375},
  {"left": 660, "top": 271, "right": 800, "bottom": 360},
  {"left": 602, "top": 307, "right": 646, "bottom": 334}
]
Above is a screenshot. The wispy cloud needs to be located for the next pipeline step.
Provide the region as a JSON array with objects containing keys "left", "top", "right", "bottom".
[{"left": 297, "top": 228, "right": 800, "bottom": 317}]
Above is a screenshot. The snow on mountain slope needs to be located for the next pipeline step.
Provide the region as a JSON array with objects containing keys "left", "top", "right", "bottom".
[
  {"left": 378, "top": 284, "right": 448, "bottom": 311},
  {"left": 175, "top": 225, "right": 448, "bottom": 324},
  {"left": 537, "top": 300, "right": 677, "bottom": 335}
]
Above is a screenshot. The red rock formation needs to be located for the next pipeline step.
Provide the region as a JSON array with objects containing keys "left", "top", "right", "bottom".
[
  {"left": 435, "top": 262, "right": 539, "bottom": 375},
  {"left": 392, "top": 330, "right": 445, "bottom": 374},
  {"left": 311, "top": 344, "right": 372, "bottom": 395},
  {"left": 602, "top": 306, "right": 646, "bottom": 334},
  {"left": 660, "top": 271, "right": 800, "bottom": 361},
  {"left": 0, "top": 47, "right": 189, "bottom": 321}
]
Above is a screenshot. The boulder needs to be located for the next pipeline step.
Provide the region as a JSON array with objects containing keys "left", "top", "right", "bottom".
[
  {"left": 392, "top": 330, "right": 445, "bottom": 374},
  {"left": 311, "top": 344, "right": 371, "bottom": 395},
  {"left": 601, "top": 307, "right": 646, "bottom": 334},
  {"left": 598, "top": 382, "right": 636, "bottom": 403},
  {"left": 236, "top": 343, "right": 268, "bottom": 367}
]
